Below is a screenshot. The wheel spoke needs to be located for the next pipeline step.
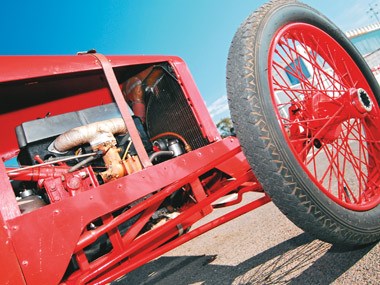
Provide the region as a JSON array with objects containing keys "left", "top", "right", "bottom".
[{"left": 269, "top": 22, "right": 380, "bottom": 210}]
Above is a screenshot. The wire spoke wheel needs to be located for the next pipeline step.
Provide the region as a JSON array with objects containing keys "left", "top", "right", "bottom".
[
  {"left": 269, "top": 23, "right": 380, "bottom": 211},
  {"left": 227, "top": 0, "right": 380, "bottom": 246}
]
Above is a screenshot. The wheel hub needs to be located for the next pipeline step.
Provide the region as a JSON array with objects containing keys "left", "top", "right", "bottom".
[
  {"left": 355, "top": 88, "right": 373, "bottom": 113},
  {"left": 289, "top": 88, "right": 374, "bottom": 144}
]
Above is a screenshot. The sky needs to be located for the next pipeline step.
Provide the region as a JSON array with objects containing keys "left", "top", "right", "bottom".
[{"left": 1, "top": 0, "right": 379, "bottom": 122}]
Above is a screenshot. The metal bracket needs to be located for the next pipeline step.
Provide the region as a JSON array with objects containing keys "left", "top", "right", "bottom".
[{"left": 84, "top": 53, "right": 152, "bottom": 168}]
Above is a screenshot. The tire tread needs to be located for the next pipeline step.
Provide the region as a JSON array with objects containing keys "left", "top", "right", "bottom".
[{"left": 227, "top": 0, "right": 380, "bottom": 246}]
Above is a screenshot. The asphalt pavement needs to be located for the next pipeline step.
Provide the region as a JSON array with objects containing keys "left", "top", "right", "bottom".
[{"left": 115, "top": 192, "right": 379, "bottom": 284}]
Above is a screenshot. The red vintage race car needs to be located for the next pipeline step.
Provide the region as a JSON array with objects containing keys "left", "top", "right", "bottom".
[{"left": 1, "top": 1, "right": 379, "bottom": 284}]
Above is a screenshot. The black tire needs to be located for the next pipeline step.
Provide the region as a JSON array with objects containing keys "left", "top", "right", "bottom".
[{"left": 227, "top": 0, "right": 380, "bottom": 246}]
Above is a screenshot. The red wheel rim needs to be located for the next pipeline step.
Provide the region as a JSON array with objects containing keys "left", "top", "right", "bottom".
[{"left": 268, "top": 23, "right": 380, "bottom": 211}]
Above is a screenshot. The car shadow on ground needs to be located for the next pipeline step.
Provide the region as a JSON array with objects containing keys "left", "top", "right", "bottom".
[{"left": 113, "top": 233, "right": 376, "bottom": 284}]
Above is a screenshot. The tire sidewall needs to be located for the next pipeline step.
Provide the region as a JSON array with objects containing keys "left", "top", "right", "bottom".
[{"left": 239, "top": 2, "right": 380, "bottom": 234}]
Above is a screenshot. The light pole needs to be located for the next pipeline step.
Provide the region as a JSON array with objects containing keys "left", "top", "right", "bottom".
[{"left": 367, "top": 2, "right": 380, "bottom": 23}]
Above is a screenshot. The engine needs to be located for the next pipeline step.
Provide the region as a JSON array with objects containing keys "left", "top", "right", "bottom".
[{"left": 8, "top": 64, "right": 209, "bottom": 214}]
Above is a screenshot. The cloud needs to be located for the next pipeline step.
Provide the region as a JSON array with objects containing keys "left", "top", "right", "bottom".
[{"left": 207, "top": 95, "right": 230, "bottom": 119}]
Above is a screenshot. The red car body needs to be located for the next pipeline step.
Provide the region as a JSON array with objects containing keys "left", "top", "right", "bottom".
[{"left": 0, "top": 54, "right": 269, "bottom": 284}]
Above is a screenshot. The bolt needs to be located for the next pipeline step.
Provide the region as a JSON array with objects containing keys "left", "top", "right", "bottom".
[
  {"left": 22, "top": 260, "right": 28, "bottom": 266},
  {"left": 78, "top": 172, "right": 88, "bottom": 178},
  {"left": 313, "top": 139, "right": 322, "bottom": 149},
  {"left": 67, "top": 176, "right": 81, "bottom": 190}
]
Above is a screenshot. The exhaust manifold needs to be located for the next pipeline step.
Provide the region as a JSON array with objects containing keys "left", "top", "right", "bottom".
[{"left": 52, "top": 118, "right": 142, "bottom": 182}]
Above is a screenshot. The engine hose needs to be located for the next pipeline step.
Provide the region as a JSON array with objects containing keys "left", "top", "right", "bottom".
[
  {"left": 150, "top": 132, "right": 192, "bottom": 152},
  {"left": 68, "top": 154, "right": 100, "bottom": 173},
  {"left": 149, "top": 151, "right": 174, "bottom": 162}
]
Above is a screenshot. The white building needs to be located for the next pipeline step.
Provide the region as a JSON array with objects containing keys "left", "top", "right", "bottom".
[{"left": 346, "top": 23, "right": 380, "bottom": 81}]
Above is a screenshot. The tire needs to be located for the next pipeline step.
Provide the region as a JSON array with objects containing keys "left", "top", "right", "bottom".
[{"left": 227, "top": 0, "right": 380, "bottom": 246}]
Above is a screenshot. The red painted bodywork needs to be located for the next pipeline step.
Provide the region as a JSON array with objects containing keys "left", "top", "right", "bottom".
[{"left": 0, "top": 54, "right": 268, "bottom": 284}]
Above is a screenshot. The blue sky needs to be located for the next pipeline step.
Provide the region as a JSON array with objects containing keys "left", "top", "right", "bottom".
[{"left": 1, "top": 0, "right": 379, "bottom": 122}]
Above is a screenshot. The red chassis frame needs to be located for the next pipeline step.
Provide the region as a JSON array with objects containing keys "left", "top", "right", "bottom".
[{"left": 0, "top": 54, "right": 270, "bottom": 284}]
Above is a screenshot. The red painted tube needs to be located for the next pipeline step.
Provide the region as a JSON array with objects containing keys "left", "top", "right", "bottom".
[
  {"left": 92, "top": 195, "right": 271, "bottom": 284},
  {"left": 71, "top": 172, "right": 257, "bottom": 284},
  {"left": 7, "top": 166, "right": 69, "bottom": 181}
]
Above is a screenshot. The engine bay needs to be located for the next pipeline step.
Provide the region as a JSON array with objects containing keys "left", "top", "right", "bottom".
[{"left": 5, "top": 63, "right": 209, "bottom": 214}]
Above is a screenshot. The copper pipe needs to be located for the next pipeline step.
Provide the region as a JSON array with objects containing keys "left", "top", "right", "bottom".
[
  {"left": 97, "top": 145, "right": 142, "bottom": 183},
  {"left": 123, "top": 76, "right": 146, "bottom": 122},
  {"left": 122, "top": 66, "right": 164, "bottom": 123},
  {"left": 97, "top": 144, "right": 126, "bottom": 182}
]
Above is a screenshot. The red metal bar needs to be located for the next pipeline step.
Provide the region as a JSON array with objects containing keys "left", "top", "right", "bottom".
[
  {"left": 74, "top": 180, "right": 191, "bottom": 253},
  {"left": 0, "top": 55, "right": 184, "bottom": 83},
  {"left": 69, "top": 172, "right": 256, "bottom": 283},
  {"left": 122, "top": 201, "right": 162, "bottom": 244},
  {"left": 87, "top": 53, "right": 152, "bottom": 168},
  {"left": 190, "top": 178, "right": 213, "bottom": 215},
  {"left": 102, "top": 214, "right": 124, "bottom": 253},
  {"left": 126, "top": 220, "right": 187, "bottom": 264},
  {"left": 213, "top": 183, "right": 261, "bottom": 208},
  {"left": 75, "top": 250, "right": 90, "bottom": 272},
  {"left": 74, "top": 140, "right": 242, "bottom": 252},
  {"left": 91, "top": 195, "right": 271, "bottom": 284}
]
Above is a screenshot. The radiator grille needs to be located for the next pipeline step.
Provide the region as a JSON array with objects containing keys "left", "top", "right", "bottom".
[{"left": 145, "top": 72, "right": 208, "bottom": 150}]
